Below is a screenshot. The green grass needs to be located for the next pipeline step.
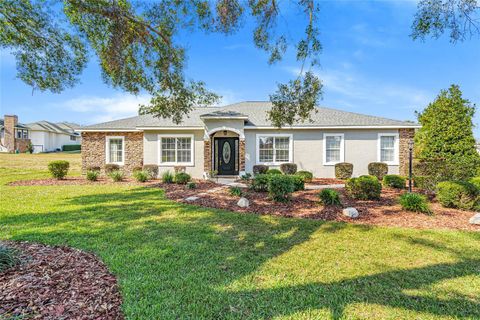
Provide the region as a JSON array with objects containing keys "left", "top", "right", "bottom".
[{"left": 0, "top": 153, "right": 479, "bottom": 319}]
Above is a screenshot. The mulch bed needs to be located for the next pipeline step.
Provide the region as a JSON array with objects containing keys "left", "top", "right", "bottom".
[
  {"left": 159, "top": 181, "right": 480, "bottom": 231},
  {"left": 0, "top": 241, "right": 123, "bottom": 319}
]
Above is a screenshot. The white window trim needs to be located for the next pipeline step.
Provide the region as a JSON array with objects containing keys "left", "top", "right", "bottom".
[
  {"left": 158, "top": 134, "right": 195, "bottom": 166},
  {"left": 255, "top": 133, "right": 293, "bottom": 165},
  {"left": 323, "top": 133, "right": 345, "bottom": 166},
  {"left": 377, "top": 133, "right": 399, "bottom": 165},
  {"left": 105, "top": 136, "right": 125, "bottom": 165}
]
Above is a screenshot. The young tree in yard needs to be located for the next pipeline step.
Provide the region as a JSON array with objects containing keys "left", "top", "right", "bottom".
[{"left": 415, "top": 85, "right": 480, "bottom": 179}]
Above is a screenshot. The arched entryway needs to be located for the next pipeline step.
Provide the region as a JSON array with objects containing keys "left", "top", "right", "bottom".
[{"left": 204, "top": 128, "right": 245, "bottom": 176}]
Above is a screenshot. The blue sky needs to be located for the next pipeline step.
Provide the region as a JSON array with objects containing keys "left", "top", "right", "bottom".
[{"left": 1, "top": 1, "right": 479, "bottom": 134}]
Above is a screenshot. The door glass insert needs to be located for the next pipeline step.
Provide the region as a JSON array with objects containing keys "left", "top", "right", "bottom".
[{"left": 223, "top": 142, "right": 231, "bottom": 164}]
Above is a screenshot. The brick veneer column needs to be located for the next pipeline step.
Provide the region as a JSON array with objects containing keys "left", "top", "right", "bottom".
[
  {"left": 399, "top": 128, "right": 415, "bottom": 176},
  {"left": 81, "top": 131, "right": 143, "bottom": 176},
  {"left": 4, "top": 115, "right": 17, "bottom": 152},
  {"left": 239, "top": 139, "right": 245, "bottom": 172},
  {"left": 204, "top": 139, "right": 212, "bottom": 174}
]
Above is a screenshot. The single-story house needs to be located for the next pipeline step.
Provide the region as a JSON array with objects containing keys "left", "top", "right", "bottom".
[
  {"left": 26, "top": 121, "right": 81, "bottom": 153},
  {"left": 79, "top": 101, "right": 419, "bottom": 178}
]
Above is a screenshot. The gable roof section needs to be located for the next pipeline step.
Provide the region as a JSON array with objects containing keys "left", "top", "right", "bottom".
[
  {"left": 0, "top": 119, "right": 29, "bottom": 130},
  {"left": 26, "top": 121, "right": 80, "bottom": 136},
  {"left": 80, "top": 101, "right": 420, "bottom": 131}
]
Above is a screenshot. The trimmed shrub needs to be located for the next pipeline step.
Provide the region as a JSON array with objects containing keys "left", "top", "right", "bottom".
[
  {"left": 267, "top": 168, "right": 282, "bottom": 175},
  {"left": 86, "top": 166, "right": 101, "bottom": 172},
  {"left": 267, "top": 174, "right": 295, "bottom": 202},
  {"left": 240, "top": 173, "right": 252, "bottom": 181},
  {"left": 250, "top": 174, "right": 270, "bottom": 192},
  {"left": 296, "top": 171, "right": 313, "bottom": 183},
  {"left": 253, "top": 165, "right": 269, "bottom": 175},
  {"left": 368, "top": 162, "right": 388, "bottom": 180},
  {"left": 383, "top": 175, "right": 406, "bottom": 189},
  {"left": 414, "top": 175, "right": 437, "bottom": 192},
  {"left": 143, "top": 164, "right": 159, "bottom": 179},
  {"left": 291, "top": 175, "right": 305, "bottom": 191},
  {"left": 229, "top": 186, "right": 243, "bottom": 197},
  {"left": 399, "top": 192, "right": 431, "bottom": 214},
  {"left": 0, "top": 245, "right": 19, "bottom": 272},
  {"left": 186, "top": 182, "right": 197, "bottom": 189},
  {"left": 345, "top": 175, "right": 382, "bottom": 200},
  {"left": 62, "top": 144, "right": 81, "bottom": 151},
  {"left": 86, "top": 170, "right": 99, "bottom": 182},
  {"left": 48, "top": 160, "right": 70, "bottom": 179},
  {"left": 335, "top": 162, "right": 353, "bottom": 179},
  {"left": 318, "top": 188, "right": 341, "bottom": 206},
  {"left": 468, "top": 177, "right": 480, "bottom": 190},
  {"left": 133, "top": 170, "right": 149, "bottom": 182},
  {"left": 161, "top": 171, "right": 174, "bottom": 184},
  {"left": 26, "top": 142, "right": 34, "bottom": 154},
  {"left": 174, "top": 172, "right": 191, "bottom": 184},
  {"left": 104, "top": 164, "right": 120, "bottom": 174},
  {"left": 108, "top": 170, "right": 124, "bottom": 182},
  {"left": 280, "top": 163, "right": 297, "bottom": 175},
  {"left": 436, "top": 181, "right": 479, "bottom": 210}
]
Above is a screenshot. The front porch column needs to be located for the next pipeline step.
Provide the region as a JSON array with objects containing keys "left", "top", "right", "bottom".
[
  {"left": 204, "top": 138, "right": 212, "bottom": 174},
  {"left": 239, "top": 139, "right": 246, "bottom": 172}
]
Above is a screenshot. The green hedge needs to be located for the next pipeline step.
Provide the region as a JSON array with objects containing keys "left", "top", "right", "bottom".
[
  {"left": 436, "top": 181, "right": 478, "bottom": 210},
  {"left": 48, "top": 160, "right": 70, "bottom": 179},
  {"left": 267, "top": 174, "right": 295, "bottom": 202},
  {"left": 383, "top": 175, "right": 406, "bottom": 189},
  {"left": 345, "top": 175, "right": 382, "bottom": 200},
  {"left": 62, "top": 144, "right": 81, "bottom": 151}
]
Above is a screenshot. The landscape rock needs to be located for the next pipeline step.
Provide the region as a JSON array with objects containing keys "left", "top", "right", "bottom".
[
  {"left": 469, "top": 213, "right": 480, "bottom": 225},
  {"left": 237, "top": 197, "right": 250, "bottom": 208},
  {"left": 185, "top": 196, "right": 200, "bottom": 202},
  {"left": 343, "top": 207, "right": 359, "bottom": 219}
]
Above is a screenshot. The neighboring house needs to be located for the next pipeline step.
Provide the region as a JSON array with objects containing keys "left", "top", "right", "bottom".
[
  {"left": 27, "top": 121, "right": 81, "bottom": 153},
  {"left": 0, "top": 115, "right": 31, "bottom": 153},
  {"left": 79, "top": 101, "right": 419, "bottom": 178}
]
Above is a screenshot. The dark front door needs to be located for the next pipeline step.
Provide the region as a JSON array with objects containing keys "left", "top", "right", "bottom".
[{"left": 215, "top": 137, "right": 238, "bottom": 175}]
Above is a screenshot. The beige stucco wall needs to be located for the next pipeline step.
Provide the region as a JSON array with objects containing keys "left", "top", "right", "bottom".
[
  {"left": 203, "top": 119, "right": 245, "bottom": 138},
  {"left": 143, "top": 130, "right": 205, "bottom": 178},
  {"left": 244, "top": 129, "right": 400, "bottom": 178}
]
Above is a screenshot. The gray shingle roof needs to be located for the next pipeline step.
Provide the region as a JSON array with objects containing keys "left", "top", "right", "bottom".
[{"left": 81, "top": 101, "right": 419, "bottom": 130}]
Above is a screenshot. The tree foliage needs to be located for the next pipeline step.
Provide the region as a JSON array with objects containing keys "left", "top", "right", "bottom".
[
  {"left": 0, "top": 0, "right": 322, "bottom": 126},
  {"left": 415, "top": 85, "right": 480, "bottom": 179}
]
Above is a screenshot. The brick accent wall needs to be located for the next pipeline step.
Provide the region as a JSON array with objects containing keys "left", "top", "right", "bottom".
[
  {"left": 399, "top": 128, "right": 415, "bottom": 176},
  {"left": 82, "top": 132, "right": 143, "bottom": 175},
  {"left": 15, "top": 139, "right": 31, "bottom": 153},
  {"left": 204, "top": 139, "right": 211, "bottom": 173},
  {"left": 239, "top": 139, "right": 245, "bottom": 172}
]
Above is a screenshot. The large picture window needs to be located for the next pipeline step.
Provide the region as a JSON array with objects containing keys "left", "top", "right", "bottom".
[
  {"left": 106, "top": 136, "right": 125, "bottom": 165},
  {"left": 159, "top": 135, "right": 194, "bottom": 165},
  {"left": 256, "top": 134, "right": 292, "bottom": 164},
  {"left": 378, "top": 133, "right": 398, "bottom": 165},
  {"left": 323, "top": 133, "right": 344, "bottom": 165}
]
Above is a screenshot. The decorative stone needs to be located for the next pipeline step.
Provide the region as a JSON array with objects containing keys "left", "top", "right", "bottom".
[
  {"left": 343, "top": 207, "right": 359, "bottom": 218},
  {"left": 469, "top": 213, "right": 480, "bottom": 225},
  {"left": 237, "top": 197, "right": 250, "bottom": 208},
  {"left": 185, "top": 196, "right": 200, "bottom": 202}
]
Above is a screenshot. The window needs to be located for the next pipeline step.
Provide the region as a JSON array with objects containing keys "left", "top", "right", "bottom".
[
  {"left": 159, "top": 135, "right": 194, "bottom": 165},
  {"left": 70, "top": 135, "right": 76, "bottom": 141},
  {"left": 16, "top": 129, "right": 28, "bottom": 139},
  {"left": 323, "top": 133, "right": 344, "bottom": 165},
  {"left": 106, "top": 136, "right": 125, "bottom": 165},
  {"left": 378, "top": 133, "right": 399, "bottom": 165},
  {"left": 256, "top": 134, "right": 292, "bottom": 164}
]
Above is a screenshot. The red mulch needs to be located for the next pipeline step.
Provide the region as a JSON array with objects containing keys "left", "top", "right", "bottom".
[
  {"left": 8, "top": 177, "right": 159, "bottom": 186},
  {"left": 0, "top": 241, "right": 123, "bottom": 319},
  {"left": 159, "top": 181, "right": 480, "bottom": 231}
]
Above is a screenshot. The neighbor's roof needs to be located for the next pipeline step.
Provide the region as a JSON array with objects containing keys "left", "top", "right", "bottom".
[
  {"left": 0, "top": 119, "right": 29, "bottom": 129},
  {"left": 26, "top": 121, "right": 80, "bottom": 135},
  {"left": 80, "top": 101, "right": 420, "bottom": 130}
]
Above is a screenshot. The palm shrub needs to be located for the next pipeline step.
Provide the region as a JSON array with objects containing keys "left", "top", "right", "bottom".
[
  {"left": 86, "top": 170, "right": 99, "bottom": 181},
  {"left": 368, "top": 162, "right": 388, "bottom": 180},
  {"left": 48, "top": 160, "right": 70, "bottom": 179},
  {"left": 133, "top": 170, "right": 149, "bottom": 182},
  {"left": 0, "top": 245, "right": 19, "bottom": 272},
  {"left": 161, "top": 171, "right": 174, "bottom": 184},
  {"left": 104, "top": 163, "right": 120, "bottom": 174},
  {"left": 229, "top": 186, "right": 243, "bottom": 197},
  {"left": 318, "top": 188, "right": 341, "bottom": 206},
  {"left": 250, "top": 174, "right": 270, "bottom": 192},
  {"left": 280, "top": 163, "right": 297, "bottom": 175},
  {"left": 436, "top": 181, "right": 478, "bottom": 210},
  {"left": 335, "top": 162, "right": 353, "bottom": 179},
  {"left": 143, "top": 165, "right": 159, "bottom": 179},
  {"left": 267, "top": 174, "right": 295, "bottom": 202},
  {"left": 383, "top": 175, "right": 406, "bottom": 189},
  {"left": 267, "top": 168, "right": 282, "bottom": 175},
  {"left": 174, "top": 172, "right": 191, "bottom": 184},
  {"left": 345, "top": 175, "right": 382, "bottom": 200},
  {"left": 296, "top": 171, "right": 313, "bottom": 183},
  {"left": 253, "top": 165, "right": 269, "bottom": 175},
  {"left": 108, "top": 170, "right": 124, "bottom": 182},
  {"left": 399, "top": 192, "right": 431, "bottom": 214}
]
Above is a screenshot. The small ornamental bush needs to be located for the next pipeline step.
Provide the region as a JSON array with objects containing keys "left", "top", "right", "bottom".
[
  {"left": 267, "top": 168, "right": 282, "bottom": 175},
  {"left": 86, "top": 170, "right": 99, "bottom": 182},
  {"left": 368, "top": 162, "right": 388, "bottom": 181},
  {"left": 133, "top": 170, "right": 149, "bottom": 183},
  {"left": 161, "top": 171, "right": 174, "bottom": 184},
  {"left": 345, "top": 175, "right": 382, "bottom": 200},
  {"left": 26, "top": 142, "right": 34, "bottom": 153},
  {"left": 174, "top": 172, "right": 191, "bottom": 184},
  {"left": 0, "top": 245, "right": 19, "bottom": 272},
  {"left": 296, "top": 171, "right": 313, "bottom": 183},
  {"left": 399, "top": 192, "right": 431, "bottom": 214},
  {"left": 143, "top": 165, "right": 159, "bottom": 179},
  {"left": 104, "top": 164, "right": 120, "bottom": 174},
  {"left": 108, "top": 170, "right": 124, "bottom": 182},
  {"left": 318, "top": 188, "right": 341, "bottom": 206},
  {"left": 436, "top": 181, "right": 479, "bottom": 210},
  {"left": 86, "top": 166, "right": 101, "bottom": 172},
  {"left": 250, "top": 174, "right": 270, "bottom": 192},
  {"left": 468, "top": 177, "right": 480, "bottom": 190},
  {"left": 229, "top": 186, "right": 243, "bottom": 197},
  {"left": 280, "top": 163, "right": 297, "bottom": 175},
  {"left": 48, "top": 160, "right": 70, "bottom": 179},
  {"left": 267, "top": 174, "right": 295, "bottom": 202},
  {"left": 253, "top": 165, "right": 269, "bottom": 175},
  {"left": 335, "top": 162, "right": 353, "bottom": 179},
  {"left": 383, "top": 175, "right": 406, "bottom": 189},
  {"left": 291, "top": 175, "right": 305, "bottom": 191},
  {"left": 414, "top": 175, "right": 437, "bottom": 192},
  {"left": 240, "top": 173, "right": 252, "bottom": 181},
  {"left": 186, "top": 182, "right": 197, "bottom": 189}
]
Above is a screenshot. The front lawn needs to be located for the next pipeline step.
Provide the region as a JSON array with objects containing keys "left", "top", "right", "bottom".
[{"left": 0, "top": 153, "right": 479, "bottom": 319}]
